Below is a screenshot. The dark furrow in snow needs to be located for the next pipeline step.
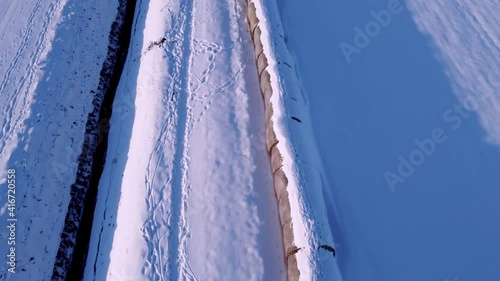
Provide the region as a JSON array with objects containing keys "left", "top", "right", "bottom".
[{"left": 51, "top": 0, "right": 138, "bottom": 279}]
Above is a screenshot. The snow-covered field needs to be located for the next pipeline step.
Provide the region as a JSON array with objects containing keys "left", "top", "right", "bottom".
[
  {"left": 276, "top": 0, "right": 500, "bottom": 280},
  {"left": 0, "top": 0, "right": 118, "bottom": 279},
  {"left": 84, "top": 0, "right": 284, "bottom": 280},
  {"left": 0, "top": 0, "right": 498, "bottom": 280},
  {"left": 1, "top": 0, "right": 286, "bottom": 279}
]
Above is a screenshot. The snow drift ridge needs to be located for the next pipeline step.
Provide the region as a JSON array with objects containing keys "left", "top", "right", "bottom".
[{"left": 246, "top": 1, "right": 343, "bottom": 280}]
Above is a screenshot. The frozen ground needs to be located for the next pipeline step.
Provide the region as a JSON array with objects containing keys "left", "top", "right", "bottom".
[{"left": 276, "top": 0, "right": 500, "bottom": 280}]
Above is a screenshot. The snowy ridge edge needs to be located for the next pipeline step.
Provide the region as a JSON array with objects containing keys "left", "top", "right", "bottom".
[{"left": 247, "top": 1, "right": 343, "bottom": 280}]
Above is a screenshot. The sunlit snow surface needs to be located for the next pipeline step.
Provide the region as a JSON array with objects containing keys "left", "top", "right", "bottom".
[
  {"left": 0, "top": 0, "right": 285, "bottom": 280},
  {"left": 408, "top": 0, "right": 500, "bottom": 146},
  {"left": 0, "top": 0, "right": 118, "bottom": 279}
]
